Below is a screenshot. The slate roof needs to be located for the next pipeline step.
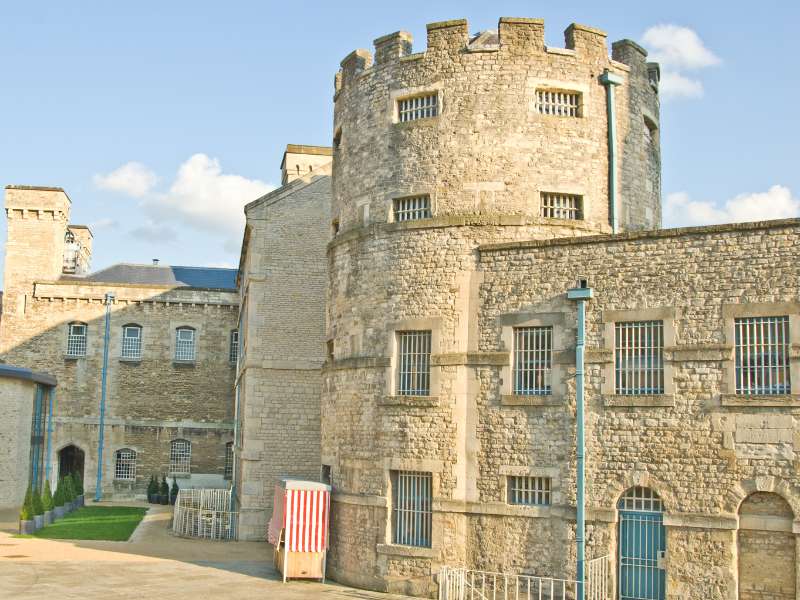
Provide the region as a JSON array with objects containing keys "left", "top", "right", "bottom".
[{"left": 78, "top": 264, "right": 238, "bottom": 290}]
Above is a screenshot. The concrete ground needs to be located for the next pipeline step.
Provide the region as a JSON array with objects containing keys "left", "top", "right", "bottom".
[{"left": 0, "top": 503, "right": 412, "bottom": 600}]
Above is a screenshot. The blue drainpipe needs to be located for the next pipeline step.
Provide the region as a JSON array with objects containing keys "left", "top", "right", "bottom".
[
  {"left": 94, "top": 292, "right": 115, "bottom": 502},
  {"left": 45, "top": 386, "right": 55, "bottom": 486},
  {"left": 600, "top": 70, "right": 623, "bottom": 233},
  {"left": 567, "top": 280, "right": 594, "bottom": 600}
]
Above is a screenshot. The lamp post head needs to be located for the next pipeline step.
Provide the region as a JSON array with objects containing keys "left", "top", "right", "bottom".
[
  {"left": 103, "top": 292, "right": 116, "bottom": 305},
  {"left": 567, "top": 278, "right": 594, "bottom": 300}
]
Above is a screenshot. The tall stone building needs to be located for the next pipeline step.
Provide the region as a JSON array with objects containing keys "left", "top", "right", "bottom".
[
  {"left": 317, "top": 17, "right": 800, "bottom": 600},
  {"left": 1, "top": 185, "right": 237, "bottom": 499}
]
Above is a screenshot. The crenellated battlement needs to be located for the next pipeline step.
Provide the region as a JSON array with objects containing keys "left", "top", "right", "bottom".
[{"left": 334, "top": 17, "right": 634, "bottom": 96}]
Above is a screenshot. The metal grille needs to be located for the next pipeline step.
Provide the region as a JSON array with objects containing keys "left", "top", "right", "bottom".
[
  {"left": 114, "top": 448, "right": 136, "bottom": 481},
  {"left": 536, "top": 90, "right": 580, "bottom": 117},
  {"left": 394, "top": 195, "right": 432, "bottom": 222},
  {"left": 513, "top": 326, "right": 552, "bottom": 395},
  {"left": 398, "top": 94, "right": 438, "bottom": 122},
  {"left": 172, "top": 489, "right": 237, "bottom": 541},
  {"left": 223, "top": 442, "right": 233, "bottom": 479},
  {"left": 229, "top": 330, "right": 239, "bottom": 364},
  {"left": 540, "top": 192, "right": 583, "bottom": 220},
  {"left": 618, "top": 488, "right": 665, "bottom": 600},
  {"left": 735, "top": 316, "right": 791, "bottom": 395},
  {"left": 615, "top": 321, "right": 664, "bottom": 395},
  {"left": 175, "top": 328, "right": 196, "bottom": 361},
  {"left": 507, "top": 476, "right": 551, "bottom": 506},
  {"left": 397, "top": 330, "right": 432, "bottom": 396},
  {"left": 121, "top": 325, "right": 142, "bottom": 359},
  {"left": 170, "top": 439, "right": 192, "bottom": 474},
  {"left": 392, "top": 470, "right": 432, "bottom": 547},
  {"left": 66, "top": 323, "right": 87, "bottom": 356}
]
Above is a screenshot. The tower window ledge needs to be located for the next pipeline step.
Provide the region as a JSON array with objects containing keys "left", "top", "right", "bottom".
[
  {"left": 719, "top": 394, "right": 800, "bottom": 408},
  {"left": 378, "top": 395, "right": 439, "bottom": 408},
  {"left": 172, "top": 359, "right": 196, "bottom": 368},
  {"left": 603, "top": 394, "right": 674, "bottom": 408},
  {"left": 119, "top": 357, "right": 142, "bottom": 365},
  {"left": 501, "top": 394, "right": 564, "bottom": 407},
  {"left": 376, "top": 543, "right": 436, "bottom": 559}
]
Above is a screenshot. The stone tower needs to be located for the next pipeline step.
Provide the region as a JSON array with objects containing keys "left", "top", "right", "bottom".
[{"left": 322, "top": 18, "right": 660, "bottom": 593}]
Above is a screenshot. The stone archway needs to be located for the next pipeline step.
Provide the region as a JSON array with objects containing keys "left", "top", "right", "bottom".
[
  {"left": 58, "top": 444, "right": 85, "bottom": 483},
  {"left": 737, "top": 492, "right": 796, "bottom": 600}
]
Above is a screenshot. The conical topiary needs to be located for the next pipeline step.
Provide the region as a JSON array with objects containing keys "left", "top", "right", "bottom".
[
  {"left": 72, "top": 472, "right": 84, "bottom": 496},
  {"left": 19, "top": 486, "right": 33, "bottom": 521},
  {"left": 42, "top": 480, "right": 54, "bottom": 512},
  {"left": 31, "top": 487, "right": 44, "bottom": 516},
  {"left": 63, "top": 476, "right": 75, "bottom": 502},
  {"left": 170, "top": 478, "right": 179, "bottom": 505}
]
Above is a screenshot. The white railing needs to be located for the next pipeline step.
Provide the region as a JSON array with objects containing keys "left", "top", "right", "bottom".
[
  {"left": 172, "top": 488, "right": 237, "bottom": 541},
  {"left": 440, "top": 557, "right": 610, "bottom": 600}
]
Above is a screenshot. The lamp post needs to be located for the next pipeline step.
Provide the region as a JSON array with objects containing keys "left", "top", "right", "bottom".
[
  {"left": 94, "top": 292, "right": 115, "bottom": 502},
  {"left": 567, "top": 279, "right": 593, "bottom": 600}
]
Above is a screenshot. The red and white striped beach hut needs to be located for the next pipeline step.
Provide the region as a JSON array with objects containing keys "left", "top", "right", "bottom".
[{"left": 268, "top": 478, "right": 331, "bottom": 582}]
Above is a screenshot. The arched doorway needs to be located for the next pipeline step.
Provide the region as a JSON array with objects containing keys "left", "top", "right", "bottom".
[
  {"left": 618, "top": 486, "right": 666, "bottom": 600},
  {"left": 58, "top": 444, "right": 85, "bottom": 483},
  {"left": 737, "top": 492, "right": 796, "bottom": 600}
]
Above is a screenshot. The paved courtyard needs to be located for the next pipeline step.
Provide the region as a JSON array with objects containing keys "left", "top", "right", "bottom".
[{"left": 0, "top": 503, "right": 412, "bottom": 600}]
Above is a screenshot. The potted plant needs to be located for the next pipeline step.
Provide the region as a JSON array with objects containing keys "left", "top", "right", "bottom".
[
  {"left": 19, "top": 486, "right": 35, "bottom": 535},
  {"left": 53, "top": 478, "right": 65, "bottom": 519},
  {"left": 72, "top": 473, "right": 84, "bottom": 507},
  {"left": 31, "top": 487, "right": 45, "bottom": 530},
  {"left": 159, "top": 476, "right": 169, "bottom": 505},
  {"left": 170, "top": 478, "right": 180, "bottom": 505},
  {"left": 42, "top": 480, "right": 54, "bottom": 526},
  {"left": 147, "top": 475, "right": 156, "bottom": 503}
]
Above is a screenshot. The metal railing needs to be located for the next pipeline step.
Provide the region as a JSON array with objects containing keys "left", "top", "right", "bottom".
[
  {"left": 172, "top": 488, "right": 237, "bottom": 541},
  {"left": 439, "top": 557, "right": 610, "bottom": 600}
]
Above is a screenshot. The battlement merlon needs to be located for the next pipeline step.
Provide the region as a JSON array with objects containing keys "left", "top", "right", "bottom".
[
  {"left": 335, "top": 17, "right": 639, "bottom": 93},
  {"left": 4, "top": 185, "right": 71, "bottom": 220}
]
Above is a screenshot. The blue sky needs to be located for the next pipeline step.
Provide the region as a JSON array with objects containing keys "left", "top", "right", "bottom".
[{"left": 1, "top": 1, "right": 798, "bottom": 277}]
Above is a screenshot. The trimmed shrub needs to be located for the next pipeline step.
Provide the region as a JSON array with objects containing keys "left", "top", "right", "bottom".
[
  {"left": 19, "top": 486, "right": 33, "bottom": 521},
  {"left": 71, "top": 472, "right": 84, "bottom": 496},
  {"left": 53, "top": 479, "right": 63, "bottom": 507},
  {"left": 170, "top": 478, "right": 179, "bottom": 505},
  {"left": 160, "top": 476, "right": 169, "bottom": 505},
  {"left": 31, "top": 487, "right": 44, "bottom": 516},
  {"left": 147, "top": 475, "right": 157, "bottom": 502},
  {"left": 64, "top": 476, "right": 75, "bottom": 502},
  {"left": 42, "top": 480, "right": 54, "bottom": 512}
]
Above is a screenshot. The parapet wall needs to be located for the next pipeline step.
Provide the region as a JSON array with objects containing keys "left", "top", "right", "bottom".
[{"left": 331, "top": 17, "right": 660, "bottom": 238}]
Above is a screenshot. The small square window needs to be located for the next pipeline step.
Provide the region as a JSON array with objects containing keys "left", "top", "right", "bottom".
[
  {"left": 393, "top": 195, "right": 431, "bottom": 222},
  {"left": 397, "top": 93, "right": 438, "bottom": 122},
  {"left": 540, "top": 193, "right": 583, "bottom": 220},
  {"left": 507, "top": 476, "right": 551, "bottom": 506},
  {"left": 535, "top": 89, "right": 581, "bottom": 117}
]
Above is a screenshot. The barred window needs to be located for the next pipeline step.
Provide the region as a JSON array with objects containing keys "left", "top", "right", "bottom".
[
  {"left": 170, "top": 439, "right": 191, "bottom": 474},
  {"left": 397, "top": 331, "right": 432, "bottom": 396},
  {"left": 536, "top": 89, "right": 581, "bottom": 117},
  {"left": 615, "top": 321, "right": 664, "bottom": 395},
  {"left": 513, "top": 326, "right": 552, "bottom": 395},
  {"left": 114, "top": 448, "right": 136, "bottom": 481},
  {"left": 618, "top": 486, "right": 662, "bottom": 512},
  {"left": 223, "top": 442, "right": 233, "bottom": 480},
  {"left": 393, "top": 195, "right": 432, "bottom": 222},
  {"left": 229, "top": 330, "right": 239, "bottom": 364},
  {"left": 391, "top": 470, "right": 432, "bottom": 547},
  {"left": 175, "top": 327, "right": 196, "bottom": 361},
  {"left": 398, "top": 93, "right": 438, "bottom": 122},
  {"left": 735, "top": 316, "right": 791, "bottom": 395},
  {"left": 507, "top": 476, "right": 551, "bottom": 506},
  {"left": 540, "top": 192, "right": 583, "bottom": 220},
  {"left": 121, "top": 325, "right": 142, "bottom": 359},
  {"left": 66, "top": 322, "right": 87, "bottom": 357}
]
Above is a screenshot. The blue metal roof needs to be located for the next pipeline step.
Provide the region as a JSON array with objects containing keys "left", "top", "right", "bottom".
[{"left": 81, "top": 264, "right": 238, "bottom": 290}]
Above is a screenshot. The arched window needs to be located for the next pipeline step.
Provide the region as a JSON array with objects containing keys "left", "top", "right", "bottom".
[
  {"left": 114, "top": 448, "right": 136, "bottom": 481},
  {"left": 66, "top": 322, "right": 87, "bottom": 356},
  {"left": 224, "top": 442, "right": 234, "bottom": 480},
  {"left": 175, "top": 327, "right": 196, "bottom": 361},
  {"left": 170, "top": 439, "right": 191, "bottom": 474},
  {"left": 121, "top": 324, "right": 142, "bottom": 359}
]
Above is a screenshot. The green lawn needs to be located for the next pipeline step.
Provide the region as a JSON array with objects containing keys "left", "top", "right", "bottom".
[{"left": 32, "top": 506, "right": 148, "bottom": 541}]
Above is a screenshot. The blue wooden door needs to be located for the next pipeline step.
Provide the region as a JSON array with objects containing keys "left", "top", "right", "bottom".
[{"left": 618, "top": 488, "right": 666, "bottom": 600}]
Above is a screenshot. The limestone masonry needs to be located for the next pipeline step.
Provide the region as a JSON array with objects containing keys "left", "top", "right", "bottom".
[{"left": 3, "top": 15, "right": 799, "bottom": 600}]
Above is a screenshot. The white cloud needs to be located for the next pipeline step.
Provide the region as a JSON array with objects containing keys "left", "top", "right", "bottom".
[
  {"left": 129, "top": 221, "right": 179, "bottom": 243},
  {"left": 642, "top": 25, "right": 720, "bottom": 71},
  {"left": 658, "top": 72, "right": 704, "bottom": 99},
  {"left": 89, "top": 217, "right": 118, "bottom": 230},
  {"left": 145, "top": 153, "right": 274, "bottom": 244},
  {"left": 641, "top": 25, "right": 719, "bottom": 101},
  {"left": 664, "top": 185, "right": 800, "bottom": 227},
  {"left": 93, "top": 162, "right": 158, "bottom": 197}
]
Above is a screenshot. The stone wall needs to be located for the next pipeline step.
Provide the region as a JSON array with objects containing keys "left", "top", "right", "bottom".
[
  {"left": 0, "top": 377, "right": 36, "bottom": 508},
  {"left": 235, "top": 164, "right": 330, "bottom": 540}
]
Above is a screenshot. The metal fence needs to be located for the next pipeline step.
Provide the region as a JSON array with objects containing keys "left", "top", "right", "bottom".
[
  {"left": 439, "top": 557, "right": 610, "bottom": 600},
  {"left": 172, "top": 488, "right": 237, "bottom": 541}
]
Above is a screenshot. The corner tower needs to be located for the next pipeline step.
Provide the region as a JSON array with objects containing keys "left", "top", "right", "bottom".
[{"left": 322, "top": 17, "right": 661, "bottom": 594}]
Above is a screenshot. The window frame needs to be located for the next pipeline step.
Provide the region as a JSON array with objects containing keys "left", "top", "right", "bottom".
[
  {"left": 390, "top": 470, "right": 433, "bottom": 548},
  {"left": 389, "top": 84, "right": 444, "bottom": 126},
  {"left": 393, "top": 194, "right": 432, "bottom": 223},
  {"left": 229, "top": 330, "right": 239, "bottom": 365},
  {"left": 114, "top": 448, "right": 137, "bottom": 481},
  {"left": 512, "top": 325, "right": 553, "bottom": 396},
  {"left": 395, "top": 330, "right": 433, "bottom": 396},
  {"left": 540, "top": 192, "right": 583, "bottom": 221},
  {"left": 506, "top": 475, "right": 552, "bottom": 506},
  {"left": 66, "top": 322, "right": 88, "bottom": 357},
  {"left": 614, "top": 320, "right": 665, "bottom": 396},
  {"left": 734, "top": 316, "right": 791, "bottom": 395},
  {"left": 396, "top": 93, "right": 438, "bottom": 123},
  {"left": 174, "top": 327, "right": 196, "bottom": 362},
  {"left": 121, "top": 324, "right": 143, "bottom": 360},
  {"left": 535, "top": 88, "right": 582, "bottom": 117},
  {"left": 169, "top": 439, "right": 192, "bottom": 475},
  {"left": 223, "top": 441, "right": 234, "bottom": 480}
]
